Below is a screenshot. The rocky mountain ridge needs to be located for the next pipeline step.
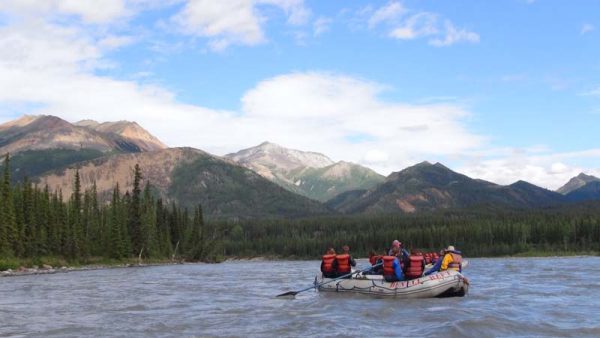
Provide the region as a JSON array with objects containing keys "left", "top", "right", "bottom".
[{"left": 225, "top": 141, "right": 385, "bottom": 201}]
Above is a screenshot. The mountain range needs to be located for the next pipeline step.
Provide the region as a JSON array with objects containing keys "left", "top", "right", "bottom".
[{"left": 1, "top": 114, "right": 599, "bottom": 218}]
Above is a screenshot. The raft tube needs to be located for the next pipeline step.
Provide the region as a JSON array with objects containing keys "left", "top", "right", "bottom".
[{"left": 316, "top": 270, "right": 468, "bottom": 299}]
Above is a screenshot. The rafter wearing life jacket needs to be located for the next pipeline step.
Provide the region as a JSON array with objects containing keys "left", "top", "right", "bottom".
[
  {"left": 369, "top": 254, "right": 382, "bottom": 266},
  {"left": 405, "top": 254, "right": 425, "bottom": 279},
  {"left": 335, "top": 254, "right": 352, "bottom": 277},
  {"left": 442, "top": 250, "right": 463, "bottom": 272},
  {"left": 382, "top": 255, "right": 404, "bottom": 282},
  {"left": 321, "top": 254, "right": 336, "bottom": 278}
]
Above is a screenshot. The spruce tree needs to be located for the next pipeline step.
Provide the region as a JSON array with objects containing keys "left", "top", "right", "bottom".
[
  {"left": 129, "top": 164, "right": 143, "bottom": 256},
  {"left": 0, "top": 154, "right": 14, "bottom": 255}
]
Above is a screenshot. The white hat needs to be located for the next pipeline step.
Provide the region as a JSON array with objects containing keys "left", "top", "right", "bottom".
[{"left": 446, "top": 245, "right": 455, "bottom": 251}]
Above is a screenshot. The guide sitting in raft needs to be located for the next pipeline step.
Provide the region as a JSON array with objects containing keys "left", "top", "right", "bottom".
[{"left": 425, "top": 245, "right": 463, "bottom": 275}]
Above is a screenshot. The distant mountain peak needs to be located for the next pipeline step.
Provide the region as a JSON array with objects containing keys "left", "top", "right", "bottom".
[
  {"left": 226, "top": 142, "right": 384, "bottom": 201},
  {"left": 577, "top": 172, "right": 596, "bottom": 180},
  {"left": 557, "top": 172, "right": 600, "bottom": 195}
]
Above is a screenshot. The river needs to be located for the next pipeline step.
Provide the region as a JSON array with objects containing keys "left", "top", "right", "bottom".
[{"left": 1, "top": 257, "right": 599, "bottom": 337}]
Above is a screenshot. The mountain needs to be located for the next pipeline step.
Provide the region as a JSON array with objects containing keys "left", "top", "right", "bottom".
[
  {"left": 327, "top": 161, "right": 565, "bottom": 214},
  {"left": 226, "top": 142, "right": 384, "bottom": 201},
  {"left": 37, "top": 147, "right": 331, "bottom": 219},
  {"left": 557, "top": 173, "right": 600, "bottom": 194},
  {"left": 0, "top": 115, "right": 165, "bottom": 154},
  {"left": 74, "top": 120, "right": 166, "bottom": 151},
  {"left": 0, "top": 115, "right": 167, "bottom": 182},
  {"left": 565, "top": 181, "right": 600, "bottom": 202}
]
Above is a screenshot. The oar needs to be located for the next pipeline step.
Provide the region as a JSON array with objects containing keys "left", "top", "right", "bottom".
[{"left": 276, "top": 262, "right": 383, "bottom": 298}]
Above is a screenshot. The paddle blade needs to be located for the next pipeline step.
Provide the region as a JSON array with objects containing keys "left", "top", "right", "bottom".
[{"left": 275, "top": 291, "right": 297, "bottom": 298}]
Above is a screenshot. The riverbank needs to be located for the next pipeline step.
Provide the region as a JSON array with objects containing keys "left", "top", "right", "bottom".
[{"left": 0, "top": 256, "right": 192, "bottom": 278}]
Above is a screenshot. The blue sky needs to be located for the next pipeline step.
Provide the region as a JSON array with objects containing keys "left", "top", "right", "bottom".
[{"left": 0, "top": 0, "right": 599, "bottom": 188}]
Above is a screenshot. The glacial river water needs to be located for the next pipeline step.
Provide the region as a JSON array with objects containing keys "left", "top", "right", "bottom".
[{"left": 1, "top": 257, "right": 599, "bottom": 337}]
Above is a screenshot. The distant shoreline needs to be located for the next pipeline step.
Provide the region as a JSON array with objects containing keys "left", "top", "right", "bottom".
[{"left": 2, "top": 252, "right": 598, "bottom": 278}]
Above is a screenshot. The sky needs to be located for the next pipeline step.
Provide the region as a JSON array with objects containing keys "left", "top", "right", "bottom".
[{"left": 0, "top": 0, "right": 599, "bottom": 189}]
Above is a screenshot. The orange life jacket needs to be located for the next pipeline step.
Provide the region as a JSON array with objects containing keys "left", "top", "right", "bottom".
[
  {"left": 321, "top": 254, "right": 336, "bottom": 274},
  {"left": 405, "top": 254, "right": 425, "bottom": 279},
  {"left": 447, "top": 252, "right": 462, "bottom": 271},
  {"left": 369, "top": 255, "right": 382, "bottom": 266},
  {"left": 335, "top": 254, "right": 351, "bottom": 274},
  {"left": 382, "top": 256, "right": 396, "bottom": 278}
]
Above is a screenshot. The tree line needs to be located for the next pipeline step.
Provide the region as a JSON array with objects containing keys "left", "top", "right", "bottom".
[
  {"left": 0, "top": 154, "right": 222, "bottom": 265},
  {"left": 219, "top": 205, "right": 600, "bottom": 258}
]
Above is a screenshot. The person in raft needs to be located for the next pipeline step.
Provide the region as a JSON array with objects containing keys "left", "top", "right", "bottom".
[
  {"left": 404, "top": 249, "right": 426, "bottom": 280},
  {"left": 367, "top": 250, "right": 384, "bottom": 274},
  {"left": 320, "top": 247, "right": 337, "bottom": 278},
  {"left": 382, "top": 246, "right": 405, "bottom": 282},
  {"left": 388, "top": 240, "right": 410, "bottom": 268},
  {"left": 334, "top": 245, "right": 356, "bottom": 278},
  {"left": 424, "top": 245, "right": 463, "bottom": 275}
]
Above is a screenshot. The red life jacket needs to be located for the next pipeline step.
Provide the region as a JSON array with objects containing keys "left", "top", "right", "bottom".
[
  {"left": 369, "top": 255, "right": 382, "bottom": 266},
  {"left": 405, "top": 254, "right": 424, "bottom": 279},
  {"left": 335, "top": 254, "right": 351, "bottom": 274},
  {"left": 432, "top": 252, "right": 439, "bottom": 262},
  {"left": 382, "top": 256, "right": 396, "bottom": 278},
  {"left": 321, "top": 254, "right": 336, "bottom": 274},
  {"left": 447, "top": 252, "right": 462, "bottom": 271}
]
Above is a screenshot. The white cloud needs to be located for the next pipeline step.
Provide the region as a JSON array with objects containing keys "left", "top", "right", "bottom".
[
  {"left": 389, "top": 12, "right": 437, "bottom": 40},
  {"left": 580, "top": 87, "right": 600, "bottom": 97},
  {"left": 171, "top": 0, "right": 310, "bottom": 50},
  {"left": 459, "top": 148, "right": 600, "bottom": 190},
  {"left": 580, "top": 23, "right": 595, "bottom": 35},
  {"left": 0, "top": 0, "right": 131, "bottom": 24},
  {"left": 368, "top": 3, "right": 479, "bottom": 47},
  {"left": 313, "top": 16, "right": 332, "bottom": 36},
  {"left": 368, "top": 1, "right": 405, "bottom": 28},
  {"left": 429, "top": 20, "right": 479, "bottom": 47}
]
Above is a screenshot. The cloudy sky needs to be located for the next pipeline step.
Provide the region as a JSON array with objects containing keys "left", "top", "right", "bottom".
[{"left": 0, "top": 0, "right": 599, "bottom": 189}]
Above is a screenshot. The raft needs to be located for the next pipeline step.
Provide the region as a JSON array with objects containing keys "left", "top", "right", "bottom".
[{"left": 316, "top": 269, "right": 468, "bottom": 299}]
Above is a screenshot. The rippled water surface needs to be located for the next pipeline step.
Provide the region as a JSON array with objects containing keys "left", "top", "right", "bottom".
[{"left": 1, "top": 257, "right": 599, "bottom": 337}]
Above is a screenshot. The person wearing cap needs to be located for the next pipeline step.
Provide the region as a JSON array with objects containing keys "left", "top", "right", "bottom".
[
  {"left": 388, "top": 240, "right": 410, "bottom": 270},
  {"left": 424, "top": 245, "right": 463, "bottom": 275}
]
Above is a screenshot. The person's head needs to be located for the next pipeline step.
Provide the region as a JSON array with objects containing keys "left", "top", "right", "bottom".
[
  {"left": 327, "top": 247, "right": 336, "bottom": 255},
  {"left": 446, "top": 245, "right": 455, "bottom": 252},
  {"left": 392, "top": 240, "right": 400, "bottom": 248},
  {"left": 342, "top": 245, "right": 350, "bottom": 253}
]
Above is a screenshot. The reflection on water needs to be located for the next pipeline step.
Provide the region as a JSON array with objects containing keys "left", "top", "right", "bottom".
[{"left": 1, "top": 257, "right": 599, "bottom": 337}]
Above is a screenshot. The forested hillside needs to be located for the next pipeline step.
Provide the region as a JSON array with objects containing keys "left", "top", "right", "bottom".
[{"left": 0, "top": 154, "right": 223, "bottom": 269}]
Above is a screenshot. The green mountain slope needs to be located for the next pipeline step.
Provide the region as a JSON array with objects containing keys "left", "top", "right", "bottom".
[{"left": 328, "top": 161, "right": 565, "bottom": 214}]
